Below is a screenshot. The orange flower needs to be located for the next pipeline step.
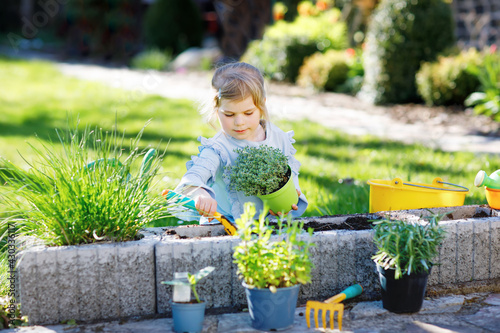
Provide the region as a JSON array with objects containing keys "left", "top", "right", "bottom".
[{"left": 346, "top": 48, "right": 356, "bottom": 58}]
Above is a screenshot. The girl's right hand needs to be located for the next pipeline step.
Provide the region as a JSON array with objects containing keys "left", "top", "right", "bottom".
[{"left": 195, "top": 191, "right": 218, "bottom": 222}]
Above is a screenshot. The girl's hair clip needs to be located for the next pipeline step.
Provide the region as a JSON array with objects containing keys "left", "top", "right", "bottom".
[{"left": 218, "top": 88, "right": 222, "bottom": 100}]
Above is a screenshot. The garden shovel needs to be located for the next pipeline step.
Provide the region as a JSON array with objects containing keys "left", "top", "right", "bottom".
[
  {"left": 305, "top": 284, "right": 363, "bottom": 331},
  {"left": 162, "top": 189, "right": 237, "bottom": 236}
]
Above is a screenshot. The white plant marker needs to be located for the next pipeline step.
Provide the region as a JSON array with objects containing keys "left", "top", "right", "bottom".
[{"left": 172, "top": 272, "right": 191, "bottom": 302}]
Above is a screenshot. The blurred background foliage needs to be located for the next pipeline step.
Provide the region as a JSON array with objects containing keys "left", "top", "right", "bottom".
[{"left": 0, "top": 0, "right": 498, "bottom": 113}]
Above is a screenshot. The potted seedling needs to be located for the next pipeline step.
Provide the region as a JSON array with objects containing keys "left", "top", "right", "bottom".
[
  {"left": 372, "top": 212, "right": 446, "bottom": 313},
  {"left": 224, "top": 145, "right": 298, "bottom": 214},
  {"left": 233, "top": 202, "right": 314, "bottom": 331},
  {"left": 161, "top": 266, "right": 215, "bottom": 333}
]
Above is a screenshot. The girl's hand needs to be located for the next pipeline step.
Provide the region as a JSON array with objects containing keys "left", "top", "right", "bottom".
[
  {"left": 269, "top": 189, "right": 301, "bottom": 217},
  {"left": 195, "top": 192, "right": 218, "bottom": 222}
]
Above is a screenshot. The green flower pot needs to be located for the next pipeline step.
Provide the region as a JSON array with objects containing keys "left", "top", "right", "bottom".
[{"left": 257, "top": 171, "right": 298, "bottom": 214}]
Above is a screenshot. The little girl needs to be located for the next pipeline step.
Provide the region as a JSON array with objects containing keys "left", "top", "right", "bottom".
[{"left": 173, "top": 62, "right": 307, "bottom": 223}]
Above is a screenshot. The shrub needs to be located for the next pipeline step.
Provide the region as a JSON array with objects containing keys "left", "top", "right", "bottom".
[
  {"left": 416, "top": 48, "right": 482, "bottom": 106},
  {"left": 143, "top": 0, "right": 203, "bottom": 55},
  {"left": 130, "top": 48, "right": 172, "bottom": 70},
  {"left": 338, "top": 48, "right": 365, "bottom": 95},
  {"left": 242, "top": 8, "right": 347, "bottom": 82},
  {"left": 359, "top": 0, "right": 455, "bottom": 104},
  {"left": 224, "top": 145, "right": 290, "bottom": 197},
  {"left": 465, "top": 48, "right": 500, "bottom": 121},
  {"left": 297, "top": 49, "right": 350, "bottom": 91}
]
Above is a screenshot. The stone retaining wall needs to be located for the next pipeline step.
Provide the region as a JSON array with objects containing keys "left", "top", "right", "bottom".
[{"left": 18, "top": 206, "right": 500, "bottom": 325}]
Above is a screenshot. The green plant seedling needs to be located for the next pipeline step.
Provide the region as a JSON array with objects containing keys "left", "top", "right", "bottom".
[
  {"left": 372, "top": 210, "right": 446, "bottom": 279},
  {"left": 161, "top": 266, "right": 215, "bottom": 303},
  {"left": 233, "top": 202, "right": 315, "bottom": 292}
]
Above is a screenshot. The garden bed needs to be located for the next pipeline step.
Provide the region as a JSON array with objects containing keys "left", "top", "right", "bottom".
[{"left": 18, "top": 205, "right": 500, "bottom": 325}]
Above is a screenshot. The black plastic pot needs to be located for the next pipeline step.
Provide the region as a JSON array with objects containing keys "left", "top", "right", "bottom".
[{"left": 376, "top": 264, "right": 431, "bottom": 313}]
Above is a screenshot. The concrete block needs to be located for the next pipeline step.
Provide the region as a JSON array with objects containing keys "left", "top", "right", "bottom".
[
  {"left": 96, "top": 244, "right": 120, "bottom": 320},
  {"left": 18, "top": 249, "right": 39, "bottom": 325},
  {"left": 36, "top": 247, "right": 60, "bottom": 324},
  {"left": 456, "top": 221, "right": 473, "bottom": 282},
  {"left": 118, "top": 240, "right": 156, "bottom": 317},
  {"left": 211, "top": 239, "right": 236, "bottom": 308},
  {"left": 191, "top": 239, "right": 214, "bottom": 306},
  {"left": 303, "top": 234, "right": 331, "bottom": 301},
  {"left": 56, "top": 246, "right": 79, "bottom": 323},
  {"left": 439, "top": 222, "right": 457, "bottom": 284},
  {"left": 491, "top": 220, "right": 500, "bottom": 279},
  {"left": 230, "top": 238, "right": 247, "bottom": 308},
  {"left": 155, "top": 241, "right": 174, "bottom": 314},
  {"left": 336, "top": 231, "right": 356, "bottom": 288},
  {"left": 355, "top": 230, "right": 377, "bottom": 292},
  {"left": 172, "top": 240, "right": 194, "bottom": 274},
  {"left": 76, "top": 246, "right": 99, "bottom": 321},
  {"left": 472, "top": 219, "right": 490, "bottom": 280}
]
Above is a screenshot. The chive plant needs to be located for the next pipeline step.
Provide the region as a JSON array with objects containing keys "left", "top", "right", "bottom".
[
  {"left": 372, "top": 212, "right": 446, "bottom": 279},
  {"left": 0, "top": 123, "right": 173, "bottom": 246}
]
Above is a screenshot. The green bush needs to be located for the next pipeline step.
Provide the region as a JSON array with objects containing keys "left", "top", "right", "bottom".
[
  {"left": 416, "top": 48, "right": 482, "bottom": 106},
  {"left": 143, "top": 0, "right": 203, "bottom": 55},
  {"left": 130, "top": 48, "right": 172, "bottom": 70},
  {"left": 359, "top": 0, "right": 455, "bottom": 104},
  {"left": 242, "top": 8, "right": 347, "bottom": 82},
  {"left": 297, "top": 49, "right": 350, "bottom": 91},
  {"left": 465, "top": 49, "right": 500, "bottom": 121}
]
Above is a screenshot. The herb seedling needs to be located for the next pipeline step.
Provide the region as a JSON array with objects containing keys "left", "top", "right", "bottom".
[
  {"left": 225, "top": 145, "right": 290, "bottom": 196},
  {"left": 161, "top": 266, "right": 215, "bottom": 303},
  {"left": 233, "top": 203, "right": 314, "bottom": 292},
  {"left": 372, "top": 211, "right": 446, "bottom": 279}
]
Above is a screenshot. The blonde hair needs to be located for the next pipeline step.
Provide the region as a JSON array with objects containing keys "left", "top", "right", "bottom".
[{"left": 201, "top": 62, "right": 269, "bottom": 128}]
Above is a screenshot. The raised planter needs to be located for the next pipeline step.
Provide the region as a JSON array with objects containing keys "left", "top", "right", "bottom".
[{"left": 18, "top": 205, "right": 500, "bottom": 325}]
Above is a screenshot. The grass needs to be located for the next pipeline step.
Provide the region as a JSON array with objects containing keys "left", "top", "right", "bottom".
[{"left": 1, "top": 56, "right": 499, "bottom": 223}]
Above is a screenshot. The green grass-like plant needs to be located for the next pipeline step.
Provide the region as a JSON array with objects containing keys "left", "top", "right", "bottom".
[
  {"left": 372, "top": 212, "right": 446, "bottom": 279},
  {"left": 225, "top": 145, "right": 290, "bottom": 196},
  {"left": 233, "top": 202, "right": 314, "bottom": 292},
  {"left": 0, "top": 122, "right": 173, "bottom": 246}
]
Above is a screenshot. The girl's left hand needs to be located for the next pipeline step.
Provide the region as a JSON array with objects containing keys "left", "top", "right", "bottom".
[{"left": 269, "top": 189, "right": 301, "bottom": 217}]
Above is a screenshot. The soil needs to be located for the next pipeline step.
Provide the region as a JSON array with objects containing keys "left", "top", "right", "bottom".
[
  {"left": 302, "top": 215, "right": 375, "bottom": 231},
  {"left": 268, "top": 214, "right": 378, "bottom": 232}
]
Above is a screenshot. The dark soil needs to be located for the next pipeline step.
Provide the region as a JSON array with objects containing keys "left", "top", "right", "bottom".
[
  {"left": 302, "top": 215, "right": 375, "bottom": 231},
  {"left": 268, "top": 215, "right": 376, "bottom": 233}
]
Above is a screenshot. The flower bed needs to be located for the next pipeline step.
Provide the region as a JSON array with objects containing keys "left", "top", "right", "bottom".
[{"left": 18, "top": 206, "right": 500, "bottom": 325}]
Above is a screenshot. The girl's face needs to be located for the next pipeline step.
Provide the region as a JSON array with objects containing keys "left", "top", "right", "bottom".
[{"left": 217, "top": 95, "right": 263, "bottom": 141}]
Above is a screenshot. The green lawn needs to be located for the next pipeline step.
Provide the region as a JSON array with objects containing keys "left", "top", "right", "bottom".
[{"left": 1, "top": 56, "right": 499, "bottom": 221}]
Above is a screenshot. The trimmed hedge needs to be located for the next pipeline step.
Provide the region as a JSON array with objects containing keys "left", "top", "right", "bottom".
[
  {"left": 143, "top": 0, "right": 203, "bottom": 55},
  {"left": 242, "top": 8, "right": 347, "bottom": 82},
  {"left": 416, "top": 48, "right": 482, "bottom": 106},
  {"left": 297, "top": 49, "right": 350, "bottom": 91},
  {"left": 359, "top": 0, "right": 455, "bottom": 105}
]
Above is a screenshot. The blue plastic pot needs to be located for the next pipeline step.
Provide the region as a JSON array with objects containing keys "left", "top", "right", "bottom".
[
  {"left": 244, "top": 283, "right": 300, "bottom": 331},
  {"left": 171, "top": 301, "right": 206, "bottom": 333}
]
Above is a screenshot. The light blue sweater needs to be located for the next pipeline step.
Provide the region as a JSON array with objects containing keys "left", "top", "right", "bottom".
[{"left": 174, "top": 121, "right": 308, "bottom": 223}]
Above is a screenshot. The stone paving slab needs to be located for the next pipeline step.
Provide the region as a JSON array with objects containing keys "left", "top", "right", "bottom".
[{"left": 6, "top": 293, "right": 500, "bottom": 333}]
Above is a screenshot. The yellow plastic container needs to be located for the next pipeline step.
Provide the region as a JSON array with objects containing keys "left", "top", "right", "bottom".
[
  {"left": 485, "top": 187, "right": 500, "bottom": 209},
  {"left": 367, "top": 177, "right": 469, "bottom": 213}
]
